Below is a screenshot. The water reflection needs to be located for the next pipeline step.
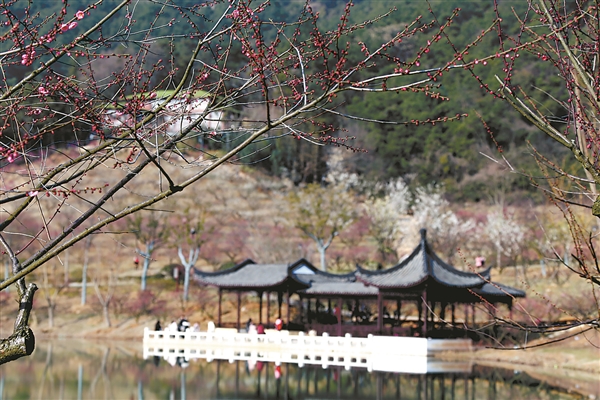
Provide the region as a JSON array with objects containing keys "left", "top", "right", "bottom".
[{"left": 0, "top": 339, "right": 585, "bottom": 399}]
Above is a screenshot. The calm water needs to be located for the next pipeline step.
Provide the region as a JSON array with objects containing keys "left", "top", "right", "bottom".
[{"left": 0, "top": 339, "right": 587, "bottom": 399}]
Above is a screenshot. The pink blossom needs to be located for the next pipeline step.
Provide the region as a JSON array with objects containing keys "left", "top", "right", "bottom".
[
  {"left": 27, "top": 191, "right": 39, "bottom": 197},
  {"left": 68, "top": 22, "right": 78, "bottom": 30},
  {"left": 148, "top": 92, "right": 157, "bottom": 99},
  {"left": 38, "top": 86, "right": 49, "bottom": 95},
  {"left": 75, "top": 10, "right": 85, "bottom": 20},
  {"left": 60, "top": 24, "right": 69, "bottom": 32}
]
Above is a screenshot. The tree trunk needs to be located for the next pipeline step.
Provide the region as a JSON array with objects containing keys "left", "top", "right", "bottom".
[
  {"left": 496, "top": 245, "right": 502, "bottom": 270},
  {"left": 318, "top": 246, "right": 326, "bottom": 271},
  {"left": 81, "top": 263, "right": 88, "bottom": 305},
  {"left": 102, "top": 303, "right": 111, "bottom": 328},
  {"left": 183, "top": 265, "right": 191, "bottom": 302},
  {"left": 0, "top": 283, "right": 37, "bottom": 365},
  {"left": 140, "top": 244, "right": 154, "bottom": 291},
  {"left": 141, "top": 255, "right": 150, "bottom": 291},
  {"left": 178, "top": 247, "right": 199, "bottom": 302},
  {"left": 47, "top": 303, "right": 54, "bottom": 328}
]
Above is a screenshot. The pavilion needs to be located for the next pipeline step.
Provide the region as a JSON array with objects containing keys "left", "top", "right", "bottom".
[{"left": 193, "top": 229, "right": 525, "bottom": 338}]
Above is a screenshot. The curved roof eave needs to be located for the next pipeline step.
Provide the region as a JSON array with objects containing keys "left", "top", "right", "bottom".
[{"left": 355, "top": 229, "right": 492, "bottom": 289}]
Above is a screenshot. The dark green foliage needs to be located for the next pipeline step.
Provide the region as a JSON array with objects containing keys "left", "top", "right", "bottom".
[{"left": 7, "top": 0, "right": 569, "bottom": 199}]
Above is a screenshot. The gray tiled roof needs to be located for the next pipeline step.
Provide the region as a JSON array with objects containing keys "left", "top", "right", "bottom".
[
  {"left": 299, "top": 281, "right": 379, "bottom": 296},
  {"left": 474, "top": 282, "right": 526, "bottom": 298},
  {"left": 193, "top": 259, "right": 292, "bottom": 289},
  {"left": 356, "top": 229, "right": 491, "bottom": 289},
  {"left": 290, "top": 259, "right": 356, "bottom": 286}
]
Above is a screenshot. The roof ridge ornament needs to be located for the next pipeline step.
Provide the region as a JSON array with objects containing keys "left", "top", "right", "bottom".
[{"left": 420, "top": 228, "right": 427, "bottom": 243}]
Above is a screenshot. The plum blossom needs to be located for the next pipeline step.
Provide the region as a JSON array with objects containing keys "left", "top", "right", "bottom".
[
  {"left": 75, "top": 10, "right": 85, "bottom": 20},
  {"left": 27, "top": 191, "right": 39, "bottom": 197},
  {"left": 38, "top": 86, "right": 49, "bottom": 95}
]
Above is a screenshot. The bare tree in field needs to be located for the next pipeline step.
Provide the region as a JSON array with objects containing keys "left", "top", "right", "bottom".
[
  {"left": 173, "top": 208, "right": 208, "bottom": 302},
  {"left": 287, "top": 182, "right": 357, "bottom": 271},
  {"left": 93, "top": 270, "right": 116, "bottom": 328},
  {"left": 40, "top": 263, "right": 69, "bottom": 328},
  {"left": 0, "top": 0, "right": 484, "bottom": 363},
  {"left": 127, "top": 212, "right": 169, "bottom": 291}
]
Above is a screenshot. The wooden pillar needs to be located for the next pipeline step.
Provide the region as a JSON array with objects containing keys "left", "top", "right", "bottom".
[
  {"left": 451, "top": 303, "right": 456, "bottom": 327},
  {"left": 266, "top": 292, "right": 271, "bottom": 327},
  {"left": 218, "top": 288, "right": 222, "bottom": 327},
  {"left": 336, "top": 297, "right": 342, "bottom": 336},
  {"left": 377, "top": 291, "right": 383, "bottom": 333},
  {"left": 237, "top": 291, "right": 241, "bottom": 331},
  {"left": 307, "top": 298, "right": 312, "bottom": 323},
  {"left": 258, "top": 291, "right": 263, "bottom": 325},
  {"left": 286, "top": 289, "right": 291, "bottom": 328},
  {"left": 396, "top": 299, "right": 401, "bottom": 325},
  {"left": 417, "top": 299, "right": 423, "bottom": 336},
  {"left": 422, "top": 289, "right": 428, "bottom": 337},
  {"left": 278, "top": 291, "right": 283, "bottom": 318}
]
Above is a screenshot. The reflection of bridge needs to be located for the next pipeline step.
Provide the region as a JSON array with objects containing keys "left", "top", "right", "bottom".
[{"left": 143, "top": 328, "right": 473, "bottom": 374}]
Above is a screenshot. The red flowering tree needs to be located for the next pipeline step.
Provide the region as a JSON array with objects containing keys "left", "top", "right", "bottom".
[{"left": 0, "top": 0, "right": 479, "bottom": 364}]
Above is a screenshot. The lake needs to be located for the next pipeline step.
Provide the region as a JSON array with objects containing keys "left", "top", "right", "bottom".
[{"left": 0, "top": 339, "right": 589, "bottom": 399}]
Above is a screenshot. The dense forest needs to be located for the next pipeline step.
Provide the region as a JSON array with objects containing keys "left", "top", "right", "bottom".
[{"left": 1, "top": 0, "right": 573, "bottom": 201}]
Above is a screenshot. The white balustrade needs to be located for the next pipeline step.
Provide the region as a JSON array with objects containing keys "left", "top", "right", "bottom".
[{"left": 143, "top": 327, "right": 472, "bottom": 374}]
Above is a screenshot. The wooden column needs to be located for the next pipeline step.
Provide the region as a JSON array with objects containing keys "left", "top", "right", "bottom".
[
  {"left": 218, "top": 288, "right": 222, "bottom": 327},
  {"left": 278, "top": 291, "right": 283, "bottom": 318},
  {"left": 422, "top": 289, "right": 428, "bottom": 337},
  {"left": 336, "top": 297, "right": 342, "bottom": 336},
  {"left": 266, "top": 291, "right": 271, "bottom": 327},
  {"left": 237, "top": 291, "right": 241, "bottom": 331},
  {"left": 417, "top": 299, "right": 423, "bottom": 336},
  {"left": 451, "top": 303, "right": 456, "bottom": 327},
  {"left": 377, "top": 291, "right": 383, "bottom": 333},
  {"left": 286, "top": 289, "right": 291, "bottom": 328},
  {"left": 307, "top": 298, "right": 312, "bottom": 323},
  {"left": 258, "top": 291, "right": 263, "bottom": 325}
]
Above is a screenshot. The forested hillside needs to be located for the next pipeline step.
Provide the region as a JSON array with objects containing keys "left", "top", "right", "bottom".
[{"left": 1, "top": 0, "right": 572, "bottom": 201}]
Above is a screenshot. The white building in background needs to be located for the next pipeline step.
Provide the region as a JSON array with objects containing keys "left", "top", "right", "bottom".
[{"left": 104, "top": 89, "right": 224, "bottom": 138}]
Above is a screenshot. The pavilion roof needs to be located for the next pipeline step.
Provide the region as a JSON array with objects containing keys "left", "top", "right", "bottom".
[
  {"left": 289, "top": 259, "right": 356, "bottom": 285},
  {"left": 288, "top": 259, "right": 376, "bottom": 297},
  {"left": 356, "top": 229, "right": 491, "bottom": 289},
  {"left": 473, "top": 282, "right": 526, "bottom": 298},
  {"left": 299, "top": 281, "right": 379, "bottom": 297},
  {"left": 193, "top": 259, "right": 303, "bottom": 290}
]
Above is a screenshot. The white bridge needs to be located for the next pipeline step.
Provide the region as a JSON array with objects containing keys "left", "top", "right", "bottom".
[{"left": 143, "top": 328, "right": 473, "bottom": 374}]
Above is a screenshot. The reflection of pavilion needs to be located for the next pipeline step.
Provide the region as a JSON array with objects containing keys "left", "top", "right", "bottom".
[{"left": 194, "top": 229, "right": 525, "bottom": 337}]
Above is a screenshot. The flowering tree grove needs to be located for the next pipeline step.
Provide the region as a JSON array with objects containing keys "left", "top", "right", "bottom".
[
  {"left": 0, "top": 0, "right": 484, "bottom": 364},
  {"left": 364, "top": 178, "right": 411, "bottom": 263}
]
